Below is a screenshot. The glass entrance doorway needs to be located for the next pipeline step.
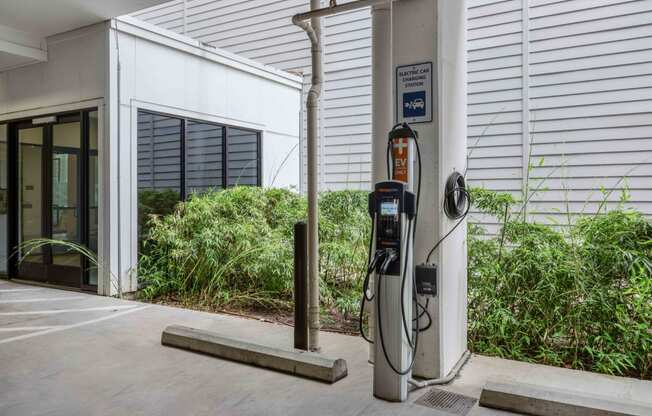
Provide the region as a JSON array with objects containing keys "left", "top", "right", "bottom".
[{"left": 9, "top": 110, "right": 98, "bottom": 289}]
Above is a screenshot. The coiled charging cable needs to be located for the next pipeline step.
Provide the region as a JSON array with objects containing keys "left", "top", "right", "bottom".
[{"left": 425, "top": 171, "right": 471, "bottom": 264}]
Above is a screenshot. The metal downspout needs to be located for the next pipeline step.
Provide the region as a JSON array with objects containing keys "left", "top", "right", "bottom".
[
  {"left": 293, "top": 0, "right": 395, "bottom": 352},
  {"left": 292, "top": 0, "right": 322, "bottom": 352}
]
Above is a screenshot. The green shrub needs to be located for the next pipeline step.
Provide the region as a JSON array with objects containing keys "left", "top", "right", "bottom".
[
  {"left": 139, "top": 187, "right": 294, "bottom": 308},
  {"left": 319, "top": 190, "right": 370, "bottom": 317},
  {"left": 138, "top": 187, "right": 369, "bottom": 316},
  {"left": 468, "top": 189, "right": 652, "bottom": 380}
]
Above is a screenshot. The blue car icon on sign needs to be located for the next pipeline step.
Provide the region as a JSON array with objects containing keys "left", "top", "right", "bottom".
[{"left": 403, "top": 91, "right": 426, "bottom": 118}]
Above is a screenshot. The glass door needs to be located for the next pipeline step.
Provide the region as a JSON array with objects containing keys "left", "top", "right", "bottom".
[{"left": 10, "top": 112, "right": 96, "bottom": 288}]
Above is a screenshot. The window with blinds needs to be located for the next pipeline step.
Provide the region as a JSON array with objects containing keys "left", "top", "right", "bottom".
[
  {"left": 137, "top": 112, "right": 183, "bottom": 194},
  {"left": 136, "top": 110, "right": 261, "bottom": 199}
]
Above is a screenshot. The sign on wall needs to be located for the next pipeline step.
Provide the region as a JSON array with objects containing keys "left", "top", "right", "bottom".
[{"left": 396, "top": 62, "right": 433, "bottom": 124}]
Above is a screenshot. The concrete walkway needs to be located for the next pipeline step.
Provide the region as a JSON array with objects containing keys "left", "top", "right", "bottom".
[{"left": 1, "top": 280, "right": 650, "bottom": 416}]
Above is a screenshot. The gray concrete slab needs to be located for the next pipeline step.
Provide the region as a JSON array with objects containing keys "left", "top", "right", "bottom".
[
  {"left": 1, "top": 280, "right": 651, "bottom": 416},
  {"left": 480, "top": 379, "right": 652, "bottom": 416},
  {"left": 162, "top": 324, "right": 347, "bottom": 383},
  {"left": 442, "top": 354, "right": 652, "bottom": 409}
]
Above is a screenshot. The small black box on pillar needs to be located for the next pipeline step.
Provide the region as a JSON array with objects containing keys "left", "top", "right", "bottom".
[{"left": 415, "top": 263, "right": 437, "bottom": 296}]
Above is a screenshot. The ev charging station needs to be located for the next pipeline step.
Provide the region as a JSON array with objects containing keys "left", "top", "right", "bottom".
[
  {"left": 367, "top": 0, "right": 469, "bottom": 402},
  {"left": 294, "top": 0, "right": 468, "bottom": 403}
]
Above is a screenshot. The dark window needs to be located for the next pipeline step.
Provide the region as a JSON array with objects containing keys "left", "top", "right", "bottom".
[
  {"left": 136, "top": 110, "right": 260, "bottom": 197},
  {"left": 136, "top": 112, "right": 183, "bottom": 244},
  {"left": 227, "top": 127, "right": 260, "bottom": 187},
  {"left": 137, "top": 112, "right": 182, "bottom": 194},
  {"left": 185, "top": 121, "right": 224, "bottom": 195},
  {"left": 0, "top": 124, "right": 6, "bottom": 274},
  {"left": 87, "top": 111, "right": 99, "bottom": 285}
]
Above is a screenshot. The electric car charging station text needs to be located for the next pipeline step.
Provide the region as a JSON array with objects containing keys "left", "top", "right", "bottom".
[{"left": 396, "top": 62, "right": 433, "bottom": 124}]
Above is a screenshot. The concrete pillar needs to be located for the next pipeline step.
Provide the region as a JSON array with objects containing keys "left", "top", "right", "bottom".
[{"left": 390, "top": 0, "right": 468, "bottom": 379}]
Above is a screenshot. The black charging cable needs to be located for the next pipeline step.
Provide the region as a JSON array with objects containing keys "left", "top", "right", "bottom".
[
  {"left": 400, "top": 219, "right": 416, "bottom": 347},
  {"left": 376, "top": 254, "right": 419, "bottom": 376},
  {"left": 359, "top": 218, "right": 380, "bottom": 344},
  {"left": 425, "top": 172, "right": 471, "bottom": 264},
  {"left": 387, "top": 123, "right": 427, "bottom": 346},
  {"left": 414, "top": 298, "right": 432, "bottom": 332},
  {"left": 364, "top": 250, "right": 384, "bottom": 302},
  {"left": 444, "top": 172, "right": 469, "bottom": 219}
]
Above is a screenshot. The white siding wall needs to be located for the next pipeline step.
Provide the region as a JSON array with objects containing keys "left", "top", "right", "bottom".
[
  {"left": 470, "top": 0, "right": 652, "bottom": 234},
  {"left": 135, "top": 0, "right": 652, "bottom": 227},
  {"left": 527, "top": 0, "right": 652, "bottom": 226},
  {"left": 467, "top": 0, "right": 525, "bottom": 235}
]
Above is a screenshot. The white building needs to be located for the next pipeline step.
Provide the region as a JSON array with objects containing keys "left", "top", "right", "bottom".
[
  {"left": 133, "top": 0, "right": 652, "bottom": 234},
  {"left": 2, "top": 0, "right": 651, "bottom": 293},
  {"left": 0, "top": 11, "right": 302, "bottom": 293}
]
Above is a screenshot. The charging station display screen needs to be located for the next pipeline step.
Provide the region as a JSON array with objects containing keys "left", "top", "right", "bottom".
[{"left": 380, "top": 201, "right": 399, "bottom": 216}]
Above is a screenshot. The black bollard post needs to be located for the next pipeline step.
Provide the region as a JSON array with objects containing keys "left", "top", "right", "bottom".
[{"left": 294, "top": 221, "right": 309, "bottom": 350}]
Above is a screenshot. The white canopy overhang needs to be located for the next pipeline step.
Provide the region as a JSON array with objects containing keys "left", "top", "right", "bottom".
[{"left": 0, "top": 0, "right": 169, "bottom": 71}]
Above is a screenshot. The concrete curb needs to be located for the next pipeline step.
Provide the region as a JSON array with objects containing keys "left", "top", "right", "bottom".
[
  {"left": 479, "top": 379, "right": 652, "bottom": 416},
  {"left": 161, "top": 325, "right": 348, "bottom": 383}
]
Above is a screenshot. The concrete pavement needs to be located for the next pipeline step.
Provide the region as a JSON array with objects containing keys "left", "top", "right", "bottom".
[{"left": 1, "top": 279, "right": 650, "bottom": 416}]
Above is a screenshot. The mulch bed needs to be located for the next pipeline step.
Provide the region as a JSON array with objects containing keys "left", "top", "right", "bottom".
[{"left": 144, "top": 294, "right": 360, "bottom": 336}]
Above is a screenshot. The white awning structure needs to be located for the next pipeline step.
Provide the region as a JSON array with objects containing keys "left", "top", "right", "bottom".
[{"left": 0, "top": 0, "right": 169, "bottom": 71}]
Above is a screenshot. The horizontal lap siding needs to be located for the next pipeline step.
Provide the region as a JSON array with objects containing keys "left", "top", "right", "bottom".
[
  {"left": 469, "top": 0, "right": 652, "bottom": 236},
  {"left": 468, "top": 0, "right": 525, "bottom": 235},
  {"left": 132, "top": 1, "right": 186, "bottom": 32},
  {"left": 323, "top": 7, "right": 372, "bottom": 190},
  {"left": 527, "top": 0, "right": 652, "bottom": 221}
]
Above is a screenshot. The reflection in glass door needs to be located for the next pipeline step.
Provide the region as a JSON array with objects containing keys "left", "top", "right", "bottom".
[
  {"left": 18, "top": 126, "right": 45, "bottom": 280},
  {"left": 0, "top": 125, "right": 8, "bottom": 274},
  {"left": 51, "top": 121, "right": 81, "bottom": 274}
]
